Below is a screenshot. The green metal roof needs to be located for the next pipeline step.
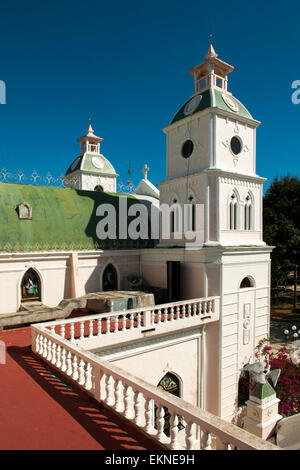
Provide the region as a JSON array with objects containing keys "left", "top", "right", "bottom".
[
  {"left": 0, "top": 183, "right": 155, "bottom": 252},
  {"left": 66, "top": 152, "right": 117, "bottom": 176},
  {"left": 170, "top": 88, "right": 253, "bottom": 124}
]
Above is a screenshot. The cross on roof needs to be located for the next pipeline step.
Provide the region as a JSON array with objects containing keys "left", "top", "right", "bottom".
[{"left": 142, "top": 164, "right": 149, "bottom": 180}]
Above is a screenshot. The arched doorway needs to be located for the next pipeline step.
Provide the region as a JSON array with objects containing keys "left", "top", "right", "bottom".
[
  {"left": 102, "top": 263, "right": 118, "bottom": 291},
  {"left": 21, "top": 268, "right": 41, "bottom": 302},
  {"left": 155, "top": 372, "right": 184, "bottom": 436}
]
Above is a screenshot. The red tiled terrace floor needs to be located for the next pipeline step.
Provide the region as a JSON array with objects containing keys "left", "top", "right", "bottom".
[{"left": 0, "top": 327, "right": 146, "bottom": 450}]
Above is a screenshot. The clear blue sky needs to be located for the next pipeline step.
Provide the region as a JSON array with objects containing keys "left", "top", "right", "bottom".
[{"left": 0, "top": 0, "right": 299, "bottom": 191}]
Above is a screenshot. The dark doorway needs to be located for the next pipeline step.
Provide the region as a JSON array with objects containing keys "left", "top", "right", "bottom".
[
  {"left": 21, "top": 268, "right": 41, "bottom": 302},
  {"left": 167, "top": 261, "right": 181, "bottom": 302},
  {"left": 102, "top": 264, "right": 118, "bottom": 291}
]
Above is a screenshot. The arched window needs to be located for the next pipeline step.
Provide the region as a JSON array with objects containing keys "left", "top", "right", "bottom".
[
  {"left": 229, "top": 193, "right": 238, "bottom": 230},
  {"left": 187, "top": 194, "right": 196, "bottom": 232},
  {"left": 102, "top": 263, "right": 118, "bottom": 291},
  {"left": 244, "top": 193, "right": 252, "bottom": 230},
  {"left": 94, "top": 185, "right": 104, "bottom": 192},
  {"left": 21, "top": 269, "right": 41, "bottom": 302},
  {"left": 170, "top": 198, "right": 180, "bottom": 233},
  {"left": 240, "top": 277, "right": 254, "bottom": 288},
  {"left": 155, "top": 373, "right": 184, "bottom": 436}
]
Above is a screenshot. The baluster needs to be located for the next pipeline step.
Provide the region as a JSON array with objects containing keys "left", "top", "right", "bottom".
[
  {"left": 72, "top": 355, "right": 79, "bottom": 381},
  {"left": 157, "top": 309, "right": 162, "bottom": 324},
  {"left": 56, "top": 345, "right": 62, "bottom": 368},
  {"left": 43, "top": 337, "right": 48, "bottom": 357},
  {"left": 35, "top": 334, "right": 40, "bottom": 353},
  {"left": 187, "top": 304, "right": 192, "bottom": 318},
  {"left": 207, "top": 300, "right": 212, "bottom": 314},
  {"left": 39, "top": 335, "right": 43, "bottom": 354},
  {"left": 211, "top": 299, "right": 215, "bottom": 313},
  {"left": 170, "top": 307, "right": 174, "bottom": 321},
  {"left": 124, "top": 384, "right": 133, "bottom": 419},
  {"left": 106, "top": 317, "right": 111, "bottom": 335},
  {"left": 203, "top": 301, "right": 207, "bottom": 315},
  {"left": 151, "top": 310, "right": 155, "bottom": 325},
  {"left": 70, "top": 323, "right": 75, "bottom": 342},
  {"left": 61, "top": 348, "right": 67, "bottom": 372},
  {"left": 129, "top": 313, "right": 134, "bottom": 330},
  {"left": 85, "top": 363, "right": 93, "bottom": 390},
  {"left": 97, "top": 319, "right": 102, "bottom": 336},
  {"left": 78, "top": 359, "right": 86, "bottom": 385},
  {"left": 182, "top": 305, "right": 186, "bottom": 318},
  {"left": 60, "top": 324, "right": 65, "bottom": 338},
  {"left": 47, "top": 339, "right": 52, "bottom": 361},
  {"left": 51, "top": 325, "right": 55, "bottom": 335},
  {"left": 134, "top": 390, "right": 143, "bottom": 426},
  {"left": 51, "top": 342, "right": 57, "bottom": 365},
  {"left": 201, "top": 430, "right": 212, "bottom": 450},
  {"left": 176, "top": 306, "right": 180, "bottom": 319},
  {"left": 80, "top": 321, "right": 85, "bottom": 340},
  {"left": 192, "top": 303, "right": 197, "bottom": 316},
  {"left": 66, "top": 351, "right": 73, "bottom": 376},
  {"left": 156, "top": 405, "right": 165, "bottom": 442},
  {"left": 170, "top": 413, "right": 179, "bottom": 449},
  {"left": 136, "top": 313, "right": 141, "bottom": 328},
  {"left": 105, "top": 374, "right": 114, "bottom": 405},
  {"left": 144, "top": 397, "right": 154, "bottom": 433},
  {"left": 120, "top": 314, "right": 125, "bottom": 332},
  {"left": 89, "top": 320, "right": 93, "bottom": 338},
  {"left": 185, "top": 422, "right": 196, "bottom": 450},
  {"left": 114, "top": 379, "right": 123, "bottom": 412}
]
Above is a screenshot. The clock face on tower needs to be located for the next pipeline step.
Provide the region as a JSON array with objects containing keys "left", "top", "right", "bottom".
[
  {"left": 222, "top": 93, "right": 239, "bottom": 112},
  {"left": 92, "top": 156, "right": 104, "bottom": 169},
  {"left": 183, "top": 95, "right": 202, "bottom": 116}
]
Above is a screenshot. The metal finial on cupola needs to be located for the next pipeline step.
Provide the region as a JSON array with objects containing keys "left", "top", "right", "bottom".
[
  {"left": 205, "top": 42, "right": 218, "bottom": 60},
  {"left": 142, "top": 164, "right": 149, "bottom": 180}
]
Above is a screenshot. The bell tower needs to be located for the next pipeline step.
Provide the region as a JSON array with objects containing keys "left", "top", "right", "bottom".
[{"left": 158, "top": 44, "right": 266, "bottom": 248}]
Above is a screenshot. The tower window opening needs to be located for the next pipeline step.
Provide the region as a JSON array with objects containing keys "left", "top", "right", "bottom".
[
  {"left": 187, "top": 195, "right": 196, "bottom": 232},
  {"left": 240, "top": 277, "right": 254, "bottom": 288},
  {"left": 244, "top": 195, "right": 252, "bottom": 230},
  {"left": 170, "top": 199, "right": 178, "bottom": 233},
  {"left": 181, "top": 140, "right": 194, "bottom": 159},
  {"left": 229, "top": 193, "right": 237, "bottom": 230},
  {"left": 230, "top": 136, "right": 242, "bottom": 155}
]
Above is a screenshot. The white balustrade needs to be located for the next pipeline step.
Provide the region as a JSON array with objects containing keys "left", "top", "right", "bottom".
[{"left": 30, "top": 294, "right": 278, "bottom": 451}]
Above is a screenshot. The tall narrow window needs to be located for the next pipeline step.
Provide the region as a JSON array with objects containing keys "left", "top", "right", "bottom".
[
  {"left": 229, "top": 193, "right": 237, "bottom": 230},
  {"left": 187, "top": 195, "right": 196, "bottom": 232},
  {"left": 170, "top": 198, "right": 178, "bottom": 233},
  {"left": 244, "top": 194, "right": 252, "bottom": 230}
]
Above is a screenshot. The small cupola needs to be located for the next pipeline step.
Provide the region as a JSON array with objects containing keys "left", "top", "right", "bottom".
[
  {"left": 77, "top": 123, "right": 103, "bottom": 155},
  {"left": 189, "top": 43, "right": 234, "bottom": 94}
]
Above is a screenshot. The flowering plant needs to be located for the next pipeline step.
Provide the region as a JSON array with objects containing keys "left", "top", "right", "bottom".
[{"left": 254, "top": 339, "right": 300, "bottom": 417}]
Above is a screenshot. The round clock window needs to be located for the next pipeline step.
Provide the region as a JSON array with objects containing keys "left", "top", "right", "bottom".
[
  {"left": 230, "top": 136, "right": 242, "bottom": 155},
  {"left": 181, "top": 139, "right": 194, "bottom": 159}
]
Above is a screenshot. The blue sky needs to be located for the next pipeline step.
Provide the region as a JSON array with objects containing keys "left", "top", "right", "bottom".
[{"left": 0, "top": 0, "right": 299, "bottom": 191}]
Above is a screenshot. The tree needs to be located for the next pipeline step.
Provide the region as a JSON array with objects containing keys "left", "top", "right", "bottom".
[{"left": 263, "top": 175, "right": 300, "bottom": 288}]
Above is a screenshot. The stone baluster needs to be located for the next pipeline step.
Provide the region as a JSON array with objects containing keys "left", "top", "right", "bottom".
[
  {"left": 61, "top": 348, "right": 67, "bottom": 372},
  {"left": 176, "top": 306, "right": 180, "bottom": 319},
  {"left": 72, "top": 355, "right": 79, "bottom": 381},
  {"left": 39, "top": 335, "right": 44, "bottom": 355},
  {"left": 129, "top": 313, "right": 134, "bottom": 330},
  {"left": 134, "top": 390, "right": 143, "bottom": 426},
  {"left": 56, "top": 345, "right": 62, "bottom": 368},
  {"left": 170, "top": 413, "right": 179, "bottom": 449},
  {"left": 89, "top": 320, "right": 93, "bottom": 338},
  {"left": 51, "top": 342, "right": 57, "bottom": 365},
  {"left": 70, "top": 323, "right": 75, "bottom": 342},
  {"left": 97, "top": 319, "right": 102, "bottom": 336},
  {"left": 66, "top": 351, "right": 73, "bottom": 376},
  {"left": 170, "top": 306, "right": 174, "bottom": 321},
  {"left": 105, "top": 374, "right": 114, "bottom": 405},
  {"left": 207, "top": 300, "right": 212, "bottom": 314},
  {"left": 78, "top": 359, "right": 86, "bottom": 385},
  {"left": 157, "top": 309, "right": 162, "bottom": 323},
  {"left": 156, "top": 405, "right": 165, "bottom": 442},
  {"left": 144, "top": 397, "right": 154, "bottom": 433},
  {"left": 106, "top": 317, "right": 111, "bottom": 335},
  {"left": 47, "top": 339, "right": 52, "bottom": 361},
  {"left": 192, "top": 303, "right": 197, "bottom": 316},
  {"left": 85, "top": 362, "right": 93, "bottom": 390},
  {"left": 35, "top": 334, "right": 40, "bottom": 353},
  {"left": 136, "top": 313, "right": 141, "bottom": 329},
  {"left": 182, "top": 305, "right": 186, "bottom": 318},
  {"left": 187, "top": 304, "right": 192, "bottom": 318},
  {"left": 185, "top": 421, "right": 196, "bottom": 450},
  {"left": 114, "top": 379, "right": 123, "bottom": 412},
  {"left": 201, "top": 430, "right": 212, "bottom": 450},
  {"left": 51, "top": 326, "right": 55, "bottom": 335},
  {"left": 120, "top": 314, "right": 125, "bottom": 332},
  {"left": 151, "top": 310, "right": 155, "bottom": 325},
  {"left": 124, "top": 384, "right": 133, "bottom": 419},
  {"left": 203, "top": 301, "right": 207, "bottom": 315},
  {"left": 60, "top": 324, "right": 65, "bottom": 338},
  {"left": 80, "top": 321, "right": 85, "bottom": 340},
  {"left": 42, "top": 337, "right": 48, "bottom": 357}
]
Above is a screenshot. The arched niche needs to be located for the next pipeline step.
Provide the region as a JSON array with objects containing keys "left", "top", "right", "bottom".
[
  {"left": 21, "top": 268, "right": 41, "bottom": 302},
  {"left": 240, "top": 276, "right": 255, "bottom": 289},
  {"left": 102, "top": 263, "right": 119, "bottom": 291}
]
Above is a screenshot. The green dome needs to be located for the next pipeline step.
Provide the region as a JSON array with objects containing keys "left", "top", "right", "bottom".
[
  {"left": 66, "top": 152, "right": 117, "bottom": 176},
  {"left": 170, "top": 88, "right": 253, "bottom": 124}
]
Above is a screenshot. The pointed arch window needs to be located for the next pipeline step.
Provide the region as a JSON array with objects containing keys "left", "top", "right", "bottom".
[
  {"left": 244, "top": 194, "right": 252, "bottom": 230},
  {"left": 21, "top": 269, "right": 41, "bottom": 302},
  {"left": 170, "top": 198, "right": 179, "bottom": 233},
  {"left": 155, "top": 373, "right": 184, "bottom": 437},
  {"left": 229, "top": 193, "right": 238, "bottom": 230},
  {"left": 187, "top": 194, "right": 196, "bottom": 232}
]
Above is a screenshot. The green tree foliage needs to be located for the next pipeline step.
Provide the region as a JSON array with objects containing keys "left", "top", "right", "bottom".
[{"left": 263, "top": 175, "right": 300, "bottom": 286}]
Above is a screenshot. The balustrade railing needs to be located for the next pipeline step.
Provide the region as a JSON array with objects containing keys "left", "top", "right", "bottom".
[
  {"left": 42, "top": 297, "right": 220, "bottom": 346},
  {"left": 31, "top": 322, "right": 280, "bottom": 451}
]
